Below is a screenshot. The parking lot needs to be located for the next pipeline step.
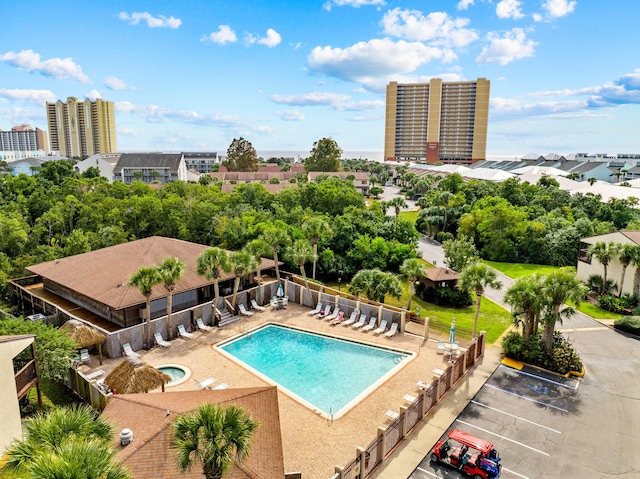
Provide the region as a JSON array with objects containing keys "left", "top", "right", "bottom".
[{"left": 408, "top": 364, "right": 581, "bottom": 479}]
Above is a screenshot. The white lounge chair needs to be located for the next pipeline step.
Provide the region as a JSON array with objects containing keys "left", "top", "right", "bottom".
[
  {"left": 212, "top": 383, "right": 229, "bottom": 390},
  {"left": 178, "top": 324, "right": 194, "bottom": 339},
  {"left": 416, "top": 380, "right": 431, "bottom": 391},
  {"left": 251, "top": 299, "right": 266, "bottom": 312},
  {"left": 324, "top": 307, "right": 340, "bottom": 321},
  {"left": 196, "top": 318, "right": 213, "bottom": 331},
  {"left": 79, "top": 348, "right": 90, "bottom": 363},
  {"left": 437, "top": 340, "right": 446, "bottom": 355},
  {"left": 403, "top": 394, "right": 417, "bottom": 404},
  {"left": 352, "top": 315, "right": 369, "bottom": 329},
  {"left": 308, "top": 303, "right": 323, "bottom": 315},
  {"left": 238, "top": 304, "right": 254, "bottom": 317},
  {"left": 154, "top": 332, "right": 171, "bottom": 347},
  {"left": 361, "top": 318, "right": 378, "bottom": 332},
  {"left": 84, "top": 369, "right": 105, "bottom": 381},
  {"left": 385, "top": 410, "right": 400, "bottom": 420},
  {"left": 373, "top": 320, "right": 388, "bottom": 335},
  {"left": 122, "top": 343, "right": 140, "bottom": 358},
  {"left": 384, "top": 322, "right": 399, "bottom": 338},
  {"left": 316, "top": 304, "right": 332, "bottom": 318},
  {"left": 193, "top": 377, "right": 216, "bottom": 390},
  {"left": 343, "top": 312, "right": 361, "bottom": 327}
]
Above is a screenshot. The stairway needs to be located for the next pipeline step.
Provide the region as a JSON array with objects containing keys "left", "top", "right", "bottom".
[{"left": 217, "top": 308, "right": 240, "bottom": 328}]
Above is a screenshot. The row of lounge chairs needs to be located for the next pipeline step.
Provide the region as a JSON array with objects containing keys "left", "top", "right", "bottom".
[
  {"left": 307, "top": 303, "right": 399, "bottom": 338},
  {"left": 122, "top": 318, "right": 216, "bottom": 356}
]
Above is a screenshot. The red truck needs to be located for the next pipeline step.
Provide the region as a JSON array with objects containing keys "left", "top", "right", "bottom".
[{"left": 430, "top": 429, "right": 502, "bottom": 479}]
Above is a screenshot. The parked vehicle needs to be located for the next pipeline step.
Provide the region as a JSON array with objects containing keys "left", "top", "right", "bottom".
[{"left": 430, "top": 429, "right": 502, "bottom": 479}]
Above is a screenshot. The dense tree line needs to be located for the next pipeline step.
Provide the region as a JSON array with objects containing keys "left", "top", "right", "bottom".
[{"left": 0, "top": 160, "right": 420, "bottom": 307}]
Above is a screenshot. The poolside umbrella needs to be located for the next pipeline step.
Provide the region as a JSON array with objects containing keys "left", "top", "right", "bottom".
[
  {"left": 449, "top": 318, "right": 456, "bottom": 344},
  {"left": 277, "top": 283, "right": 284, "bottom": 298},
  {"left": 104, "top": 357, "right": 172, "bottom": 393},
  {"left": 60, "top": 319, "right": 107, "bottom": 365}
]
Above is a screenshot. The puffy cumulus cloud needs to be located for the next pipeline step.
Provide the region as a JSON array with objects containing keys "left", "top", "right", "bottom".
[
  {"left": 269, "top": 91, "right": 351, "bottom": 106},
  {"left": 0, "top": 106, "right": 46, "bottom": 125},
  {"left": 534, "top": 0, "right": 576, "bottom": 21},
  {"left": 380, "top": 9, "right": 478, "bottom": 48},
  {"left": 0, "top": 88, "right": 56, "bottom": 105},
  {"left": 457, "top": 0, "right": 475, "bottom": 10},
  {"left": 0, "top": 49, "right": 89, "bottom": 83},
  {"left": 245, "top": 28, "right": 282, "bottom": 48},
  {"left": 275, "top": 109, "right": 305, "bottom": 121},
  {"left": 104, "top": 76, "right": 136, "bottom": 91},
  {"left": 118, "top": 11, "right": 181, "bottom": 29},
  {"left": 201, "top": 25, "right": 237, "bottom": 45},
  {"left": 308, "top": 38, "right": 446, "bottom": 84},
  {"left": 476, "top": 28, "right": 537, "bottom": 65},
  {"left": 334, "top": 99, "right": 384, "bottom": 111},
  {"left": 85, "top": 90, "right": 102, "bottom": 101},
  {"left": 323, "top": 0, "right": 385, "bottom": 12},
  {"left": 496, "top": 0, "right": 525, "bottom": 19}
]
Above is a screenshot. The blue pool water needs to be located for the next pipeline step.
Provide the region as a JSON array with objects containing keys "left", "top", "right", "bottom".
[
  {"left": 158, "top": 366, "right": 186, "bottom": 385},
  {"left": 219, "top": 324, "right": 411, "bottom": 416}
]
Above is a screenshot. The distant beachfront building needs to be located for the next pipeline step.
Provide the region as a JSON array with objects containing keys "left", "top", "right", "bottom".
[
  {"left": 46, "top": 97, "right": 117, "bottom": 158},
  {"left": 182, "top": 151, "right": 220, "bottom": 173},
  {"left": 0, "top": 125, "right": 47, "bottom": 152},
  {"left": 384, "top": 78, "right": 490, "bottom": 165}
]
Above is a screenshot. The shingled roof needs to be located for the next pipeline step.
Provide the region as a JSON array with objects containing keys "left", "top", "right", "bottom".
[
  {"left": 26, "top": 237, "right": 276, "bottom": 311},
  {"left": 113, "top": 153, "right": 183, "bottom": 173},
  {"left": 102, "top": 387, "right": 285, "bottom": 479}
]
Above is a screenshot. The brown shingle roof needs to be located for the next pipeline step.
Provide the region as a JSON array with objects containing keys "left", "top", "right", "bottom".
[
  {"left": 424, "top": 267, "right": 459, "bottom": 282},
  {"left": 102, "top": 387, "right": 285, "bottom": 479},
  {"left": 26, "top": 237, "right": 276, "bottom": 311}
]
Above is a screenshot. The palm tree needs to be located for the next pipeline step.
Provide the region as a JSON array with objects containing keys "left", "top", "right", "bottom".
[
  {"left": 587, "top": 241, "right": 614, "bottom": 294},
  {"left": 400, "top": 258, "right": 427, "bottom": 311},
  {"left": 434, "top": 191, "right": 454, "bottom": 233},
  {"left": 245, "top": 239, "right": 270, "bottom": 303},
  {"left": 285, "top": 239, "right": 315, "bottom": 298},
  {"left": 387, "top": 197, "right": 407, "bottom": 219},
  {"left": 259, "top": 226, "right": 290, "bottom": 285},
  {"left": 172, "top": 403, "right": 259, "bottom": 479},
  {"left": 459, "top": 263, "right": 502, "bottom": 338},
  {"left": 614, "top": 243, "right": 638, "bottom": 297},
  {"left": 229, "top": 250, "right": 258, "bottom": 308},
  {"left": 504, "top": 274, "right": 544, "bottom": 341},
  {"left": 350, "top": 269, "right": 403, "bottom": 303},
  {"left": 302, "top": 216, "right": 332, "bottom": 280},
  {"left": 197, "top": 247, "right": 231, "bottom": 313},
  {"left": 129, "top": 266, "right": 162, "bottom": 349},
  {"left": 156, "top": 257, "right": 186, "bottom": 340},
  {"left": 540, "top": 269, "right": 587, "bottom": 353},
  {"left": 2, "top": 404, "right": 131, "bottom": 479}
]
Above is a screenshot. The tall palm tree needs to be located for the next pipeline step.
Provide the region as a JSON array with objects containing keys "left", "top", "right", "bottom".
[
  {"left": 172, "top": 403, "right": 259, "bottom": 479},
  {"left": 197, "top": 247, "right": 231, "bottom": 313},
  {"left": 229, "top": 250, "right": 258, "bottom": 308},
  {"left": 2, "top": 404, "right": 131, "bottom": 479},
  {"left": 435, "top": 191, "right": 455, "bottom": 233},
  {"left": 259, "top": 226, "right": 290, "bottom": 285},
  {"left": 400, "top": 258, "right": 427, "bottom": 311},
  {"left": 540, "top": 269, "right": 587, "bottom": 353},
  {"left": 387, "top": 196, "right": 407, "bottom": 219},
  {"left": 350, "top": 269, "right": 402, "bottom": 303},
  {"left": 302, "top": 216, "right": 332, "bottom": 280},
  {"left": 129, "top": 266, "right": 162, "bottom": 349},
  {"left": 614, "top": 243, "right": 637, "bottom": 297},
  {"left": 285, "top": 239, "right": 315, "bottom": 297},
  {"left": 245, "top": 238, "right": 270, "bottom": 303},
  {"left": 587, "top": 241, "right": 614, "bottom": 294},
  {"left": 459, "top": 263, "right": 502, "bottom": 338},
  {"left": 156, "top": 257, "right": 186, "bottom": 340},
  {"left": 504, "top": 274, "right": 544, "bottom": 341}
]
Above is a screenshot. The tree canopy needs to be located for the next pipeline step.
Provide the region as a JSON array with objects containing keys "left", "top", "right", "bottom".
[
  {"left": 304, "top": 138, "right": 342, "bottom": 172},
  {"left": 223, "top": 137, "right": 258, "bottom": 172}
]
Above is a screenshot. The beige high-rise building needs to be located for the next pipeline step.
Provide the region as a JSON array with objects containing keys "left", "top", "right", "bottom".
[
  {"left": 46, "top": 97, "right": 117, "bottom": 158},
  {"left": 384, "top": 78, "right": 490, "bottom": 164}
]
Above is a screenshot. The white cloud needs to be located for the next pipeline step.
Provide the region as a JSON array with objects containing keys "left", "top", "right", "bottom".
[
  {"left": 118, "top": 11, "right": 181, "bottom": 29},
  {"left": 202, "top": 25, "right": 237, "bottom": 45},
  {"left": 334, "top": 100, "right": 384, "bottom": 111},
  {"left": 104, "top": 76, "right": 136, "bottom": 91},
  {"left": 541, "top": 0, "right": 576, "bottom": 18},
  {"left": 85, "top": 90, "right": 101, "bottom": 101},
  {"left": 457, "top": 0, "right": 475, "bottom": 10},
  {"left": 476, "top": 28, "right": 537, "bottom": 65},
  {"left": 275, "top": 109, "right": 305, "bottom": 121},
  {"left": 118, "top": 128, "right": 139, "bottom": 135},
  {"left": 269, "top": 92, "right": 351, "bottom": 106},
  {"left": 0, "top": 49, "right": 89, "bottom": 83},
  {"left": 0, "top": 88, "right": 56, "bottom": 105},
  {"left": 308, "top": 38, "right": 447, "bottom": 84},
  {"left": 496, "top": 0, "right": 525, "bottom": 19},
  {"left": 381, "top": 9, "right": 478, "bottom": 48},
  {"left": 323, "top": 0, "right": 385, "bottom": 12},
  {"left": 0, "top": 106, "right": 46, "bottom": 125},
  {"left": 258, "top": 29, "right": 282, "bottom": 48}
]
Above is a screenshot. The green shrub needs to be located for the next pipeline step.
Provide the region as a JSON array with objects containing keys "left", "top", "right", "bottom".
[
  {"left": 502, "top": 331, "right": 582, "bottom": 375},
  {"left": 597, "top": 293, "right": 636, "bottom": 314},
  {"left": 436, "top": 231, "right": 454, "bottom": 243},
  {"left": 418, "top": 285, "right": 472, "bottom": 307},
  {"left": 614, "top": 316, "right": 640, "bottom": 336}
]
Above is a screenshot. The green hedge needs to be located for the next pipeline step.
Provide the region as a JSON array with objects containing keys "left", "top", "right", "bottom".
[{"left": 614, "top": 316, "right": 640, "bottom": 336}]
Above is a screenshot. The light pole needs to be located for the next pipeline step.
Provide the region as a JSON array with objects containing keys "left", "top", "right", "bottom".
[{"left": 338, "top": 277, "right": 342, "bottom": 292}]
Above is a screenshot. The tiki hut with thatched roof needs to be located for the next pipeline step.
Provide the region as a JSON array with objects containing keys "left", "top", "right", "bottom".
[
  {"left": 60, "top": 319, "right": 107, "bottom": 364},
  {"left": 105, "top": 357, "right": 171, "bottom": 394}
]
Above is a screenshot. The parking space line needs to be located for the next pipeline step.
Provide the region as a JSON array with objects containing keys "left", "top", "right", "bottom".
[
  {"left": 502, "top": 466, "right": 531, "bottom": 479},
  {"left": 470, "top": 400, "right": 562, "bottom": 434},
  {"left": 484, "top": 383, "right": 569, "bottom": 412},
  {"left": 455, "top": 419, "right": 550, "bottom": 456},
  {"left": 500, "top": 365, "right": 578, "bottom": 390},
  {"left": 414, "top": 466, "right": 437, "bottom": 477}
]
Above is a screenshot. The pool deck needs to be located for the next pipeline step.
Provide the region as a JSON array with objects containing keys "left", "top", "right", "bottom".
[{"left": 83, "top": 303, "right": 477, "bottom": 479}]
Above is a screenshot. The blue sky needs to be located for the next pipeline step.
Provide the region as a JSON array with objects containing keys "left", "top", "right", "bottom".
[{"left": 1, "top": 0, "right": 639, "bottom": 159}]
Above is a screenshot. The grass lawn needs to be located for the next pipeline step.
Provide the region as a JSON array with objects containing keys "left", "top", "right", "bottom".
[
  {"left": 399, "top": 210, "right": 419, "bottom": 223},
  {"left": 571, "top": 301, "right": 623, "bottom": 320},
  {"left": 484, "top": 261, "right": 572, "bottom": 279}
]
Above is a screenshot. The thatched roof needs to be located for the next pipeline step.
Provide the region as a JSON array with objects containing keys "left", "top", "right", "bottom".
[
  {"left": 60, "top": 320, "right": 107, "bottom": 348},
  {"left": 105, "top": 357, "right": 171, "bottom": 394}
]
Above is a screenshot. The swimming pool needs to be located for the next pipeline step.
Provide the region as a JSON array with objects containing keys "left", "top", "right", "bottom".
[
  {"left": 218, "top": 324, "right": 413, "bottom": 418},
  {"left": 156, "top": 364, "right": 191, "bottom": 386}
]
